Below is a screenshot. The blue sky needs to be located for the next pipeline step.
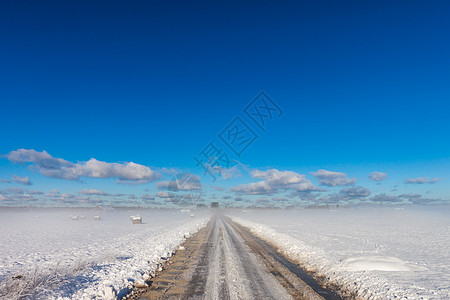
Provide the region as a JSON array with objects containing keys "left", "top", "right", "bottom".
[{"left": 1, "top": 1, "right": 449, "bottom": 207}]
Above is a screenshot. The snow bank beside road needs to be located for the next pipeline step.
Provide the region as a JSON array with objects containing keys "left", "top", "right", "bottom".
[
  {"left": 0, "top": 208, "right": 210, "bottom": 299},
  {"left": 229, "top": 206, "right": 449, "bottom": 299}
]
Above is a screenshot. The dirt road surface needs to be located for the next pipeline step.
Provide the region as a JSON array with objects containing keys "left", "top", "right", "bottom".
[{"left": 135, "top": 215, "right": 341, "bottom": 300}]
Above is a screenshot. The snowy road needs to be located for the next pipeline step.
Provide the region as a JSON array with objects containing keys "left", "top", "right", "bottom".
[
  {"left": 195, "top": 215, "right": 292, "bottom": 299},
  {"left": 138, "top": 215, "right": 335, "bottom": 300}
]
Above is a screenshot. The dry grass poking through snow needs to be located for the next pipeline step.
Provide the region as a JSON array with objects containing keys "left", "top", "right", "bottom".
[{"left": 0, "top": 259, "right": 97, "bottom": 300}]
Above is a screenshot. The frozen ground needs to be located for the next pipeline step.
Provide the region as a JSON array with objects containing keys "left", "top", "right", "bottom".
[
  {"left": 228, "top": 206, "right": 450, "bottom": 299},
  {"left": 0, "top": 208, "right": 210, "bottom": 300}
]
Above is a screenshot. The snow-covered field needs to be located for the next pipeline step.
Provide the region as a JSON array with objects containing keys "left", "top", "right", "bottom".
[
  {"left": 228, "top": 206, "right": 450, "bottom": 299},
  {"left": 2, "top": 206, "right": 448, "bottom": 299},
  {"left": 0, "top": 208, "right": 211, "bottom": 300}
]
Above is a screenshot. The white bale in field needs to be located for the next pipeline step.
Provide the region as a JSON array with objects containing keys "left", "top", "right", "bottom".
[
  {"left": 94, "top": 215, "right": 101, "bottom": 221},
  {"left": 131, "top": 216, "right": 142, "bottom": 224},
  {"left": 71, "top": 216, "right": 79, "bottom": 221}
]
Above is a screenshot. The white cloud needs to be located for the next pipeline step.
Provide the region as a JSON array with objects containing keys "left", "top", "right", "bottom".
[
  {"left": 369, "top": 171, "right": 388, "bottom": 182},
  {"left": 3, "top": 187, "right": 26, "bottom": 194},
  {"left": 11, "top": 175, "right": 32, "bottom": 186},
  {"left": 408, "top": 197, "right": 442, "bottom": 205},
  {"left": 0, "top": 179, "right": 11, "bottom": 183},
  {"left": 46, "top": 189, "right": 60, "bottom": 197},
  {"left": 155, "top": 181, "right": 171, "bottom": 190},
  {"left": 399, "top": 193, "right": 422, "bottom": 200},
  {"left": 142, "top": 194, "right": 155, "bottom": 200},
  {"left": 203, "top": 163, "right": 243, "bottom": 180},
  {"left": 157, "top": 174, "right": 202, "bottom": 191},
  {"left": 371, "top": 193, "right": 402, "bottom": 203},
  {"left": 231, "top": 169, "right": 320, "bottom": 195},
  {"left": 252, "top": 169, "right": 305, "bottom": 185},
  {"left": 61, "top": 193, "right": 75, "bottom": 199},
  {"left": 220, "top": 165, "right": 242, "bottom": 180},
  {"left": 289, "top": 190, "right": 320, "bottom": 202},
  {"left": 78, "top": 188, "right": 108, "bottom": 196},
  {"left": 231, "top": 181, "right": 273, "bottom": 195},
  {"left": 338, "top": 186, "right": 371, "bottom": 200},
  {"left": 156, "top": 191, "right": 173, "bottom": 198},
  {"left": 28, "top": 190, "right": 44, "bottom": 195},
  {"left": 272, "top": 197, "right": 288, "bottom": 202},
  {"left": 6, "top": 149, "right": 71, "bottom": 168},
  {"left": 6, "top": 149, "right": 160, "bottom": 183},
  {"left": 404, "top": 177, "right": 441, "bottom": 184},
  {"left": 311, "top": 169, "right": 355, "bottom": 186}
]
